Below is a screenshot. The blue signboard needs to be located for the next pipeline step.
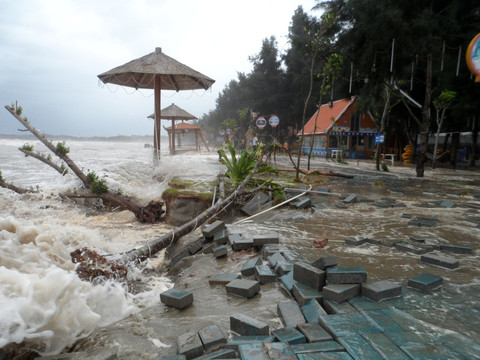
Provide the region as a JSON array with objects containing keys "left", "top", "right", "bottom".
[{"left": 375, "top": 135, "right": 384, "bottom": 144}]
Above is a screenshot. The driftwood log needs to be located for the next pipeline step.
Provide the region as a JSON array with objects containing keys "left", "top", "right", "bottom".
[
  {"left": 0, "top": 180, "right": 31, "bottom": 194},
  {"left": 4, "top": 105, "right": 163, "bottom": 223}
]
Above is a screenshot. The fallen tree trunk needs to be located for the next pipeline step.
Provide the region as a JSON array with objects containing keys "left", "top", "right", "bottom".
[
  {"left": 0, "top": 180, "right": 32, "bottom": 194},
  {"left": 119, "top": 166, "right": 257, "bottom": 264},
  {"left": 4, "top": 105, "right": 162, "bottom": 223},
  {"left": 276, "top": 168, "right": 354, "bottom": 179},
  {"left": 19, "top": 148, "right": 66, "bottom": 175}
]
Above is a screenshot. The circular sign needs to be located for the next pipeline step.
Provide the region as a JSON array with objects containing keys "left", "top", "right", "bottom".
[
  {"left": 269, "top": 115, "right": 280, "bottom": 128},
  {"left": 467, "top": 32, "right": 480, "bottom": 82},
  {"left": 256, "top": 117, "right": 266, "bottom": 129}
]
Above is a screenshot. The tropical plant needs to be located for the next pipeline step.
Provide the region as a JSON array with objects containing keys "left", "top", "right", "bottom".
[
  {"left": 56, "top": 141, "right": 70, "bottom": 155},
  {"left": 86, "top": 171, "right": 108, "bottom": 194},
  {"left": 218, "top": 141, "right": 277, "bottom": 185},
  {"left": 21, "top": 143, "right": 34, "bottom": 152}
]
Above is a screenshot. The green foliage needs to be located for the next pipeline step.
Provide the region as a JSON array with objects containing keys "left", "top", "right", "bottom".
[
  {"left": 433, "top": 90, "right": 456, "bottom": 113},
  {"left": 0, "top": 170, "right": 4, "bottom": 183},
  {"left": 218, "top": 141, "right": 277, "bottom": 185},
  {"left": 16, "top": 106, "right": 23, "bottom": 115},
  {"left": 381, "top": 162, "right": 390, "bottom": 172},
  {"left": 60, "top": 163, "right": 68, "bottom": 175},
  {"left": 21, "top": 143, "right": 34, "bottom": 152},
  {"left": 86, "top": 171, "right": 108, "bottom": 194},
  {"left": 56, "top": 141, "right": 70, "bottom": 155}
]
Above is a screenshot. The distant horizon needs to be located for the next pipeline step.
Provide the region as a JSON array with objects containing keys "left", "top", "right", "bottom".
[{"left": 0, "top": 133, "right": 168, "bottom": 141}]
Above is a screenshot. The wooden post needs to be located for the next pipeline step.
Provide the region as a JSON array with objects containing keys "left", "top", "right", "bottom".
[
  {"left": 171, "top": 119, "right": 176, "bottom": 154},
  {"left": 154, "top": 75, "right": 161, "bottom": 154}
]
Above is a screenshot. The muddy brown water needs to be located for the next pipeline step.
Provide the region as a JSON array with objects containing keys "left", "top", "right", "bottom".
[{"left": 71, "top": 159, "right": 480, "bottom": 359}]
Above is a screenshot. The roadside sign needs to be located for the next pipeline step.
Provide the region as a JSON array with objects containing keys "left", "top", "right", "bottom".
[
  {"left": 375, "top": 135, "right": 385, "bottom": 144},
  {"left": 256, "top": 117, "right": 266, "bottom": 129},
  {"left": 269, "top": 115, "right": 280, "bottom": 128}
]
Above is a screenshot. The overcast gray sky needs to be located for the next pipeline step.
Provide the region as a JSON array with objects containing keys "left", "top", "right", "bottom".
[{"left": 0, "top": 0, "right": 317, "bottom": 137}]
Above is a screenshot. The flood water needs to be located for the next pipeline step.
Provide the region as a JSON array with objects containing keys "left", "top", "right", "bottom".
[{"left": 1, "top": 138, "right": 479, "bottom": 359}]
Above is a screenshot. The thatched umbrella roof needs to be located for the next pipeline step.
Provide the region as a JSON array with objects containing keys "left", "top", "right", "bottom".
[
  {"left": 148, "top": 103, "right": 197, "bottom": 121},
  {"left": 98, "top": 47, "right": 214, "bottom": 154}
]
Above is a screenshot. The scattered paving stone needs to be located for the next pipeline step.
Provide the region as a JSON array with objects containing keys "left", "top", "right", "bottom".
[
  {"left": 323, "top": 284, "right": 361, "bottom": 304},
  {"left": 361, "top": 310, "right": 404, "bottom": 333},
  {"left": 212, "top": 229, "right": 227, "bottom": 245},
  {"left": 311, "top": 256, "right": 338, "bottom": 269},
  {"left": 291, "top": 197, "right": 312, "bottom": 209},
  {"left": 301, "top": 299, "right": 328, "bottom": 323},
  {"left": 292, "top": 282, "right": 323, "bottom": 307},
  {"left": 254, "top": 265, "right": 276, "bottom": 284},
  {"left": 338, "top": 334, "right": 384, "bottom": 359},
  {"left": 440, "top": 200, "right": 456, "bottom": 208},
  {"left": 291, "top": 341, "right": 345, "bottom": 355},
  {"left": 280, "top": 271, "right": 296, "bottom": 293},
  {"left": 225, "top": 279, "right": 261, "bottom": 298},
  {"left": 400, "top": 341, "right": 467, "bottom": 359},
  {"left": 408, "top": 216, "right": 438, "bottom": 227},
  {"left": 262, "top": 245, "right": 289, "bottom": 258},
  {"left": 361, "top": 332, "right": 410, "bottom": 360},
  {"left": 282, "top": 249, "right": 306, "bottom": 263},
  {"left": 272, "top": 326, "right": 306, "bottom": 344},
  {"left": 320, "top": 313, "right": 381, "bottom": 338},
  {"left": 230, "top": 313, "right": 270, "bottom": 336},
  {"left": 465, "top": 216, "right": 480, "bottom": 225},
  {"left": 264, "top": 341, "right": 297, "bottom": 359},
  {"left": 227, "top": 233, "right": 242, "bottom": 247},
  {"left": 231, "top": 234, "right": 254, "bottom": 251},
  {"left": 361, "top": 280, "right": 402, "bottom": 302},
  {"left": 410, "top": 236, "right": 425, "bottom": 243},
  {"left": 421, "top": 252, "right": 460, "bottom": 269},
  {"left": 395, "top": 241, "right": 431, "bottom": 255},
  {"left": 191, "top": 348, "right": 236, "bottom": 360},
  {"left": 213, "top": 245, "right": 227, "bottom": 258},
  {"left": 177, "top": 331, "right": 204, "bottom": 359},
  {"left": 208, "top": 273, "right": 241, "bottom": 286},
  {"left": 323, "top": 299, "right": 358, "bottom": 315},
  {"left": 297, "top": 322, "right": 332, "bottom": 342},
  {"left": 343, "top": 195, "right": 357, "bottom": 204},
  {"left": 335, "top": 202, "right": 347, "bottom": 209},
  {"left": 377, "top": 238, "right": 401, "bottom": 247},
  {"left": 347, "top": 296, "right": 390, "bottom": 312},
  {"left": 241, "top": 192, "right": 271, "bottom": 216},
  {"left": 158, "top": 355, "right": 185, "bottom": 360},
  {"left": 252, "top": 234, "right": 279, "bottom": 247},
  {"left": 188, "top": 237, "right": 206, "bottom": 255},
  {"left": 268, "top": 252, "right": 287, "bottom": 268},
  {"left": 344, "top": 237, "right": 368, "bottom": 246},
  {"left": 277, "top": 300, "right": 306, "bottom": 328},
  {"left": 326, "top": 267, "right": 367, "bottom": 284},
  {"left": 197, "top": 324, "right": 227, "bottom": 352},
  {"left": 160, "top": 288, "right": 193, "bottom": 310},
  {"left": 200, "top": 243, "right": 216, "bottom": 254},
  {"left": 275, "top": 261, "right": 294, "bottom": 277},
  {"left": 293, "top": 262, "right": 326, "bottom": 290},
  {"left": 241, "top": 256, "right": 262, "bottom": 276},
  {"left": 226, "top": 335, "right": 275, "bottom": 350},
  {"left": 202, "top": 220, "right": 225, "bottom": 239},
  {"left": 407, "top": 273, "right": 443, "bottom": 292},
  {"left": 440, "top": 244, "right": 472, "bottom": 255},
  {"left": 169, "top": 248, "right": 191, "bottom": 266},
  {"left": 237, "top": 342, "right": 269, "bottom": 359},
  {"left": 401, "top": 213, "right": 413, "bottom": 219}
]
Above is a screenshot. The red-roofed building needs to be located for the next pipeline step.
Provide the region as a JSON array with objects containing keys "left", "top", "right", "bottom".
[{"left": 298, "top": 97, "right": 377, "bottom": 159}]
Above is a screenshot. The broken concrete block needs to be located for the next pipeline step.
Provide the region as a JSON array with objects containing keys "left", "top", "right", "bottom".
[
  {"left": 230, "top": 313, "right": 269, "bottom": 336},
  {"left": 202, "top": 220, "right": 225, "bottom": 239},
  {"left": 343, "top": 195, "right": 357, "bottom": 204},
  {"left": 344, "top": 237, "right": 368, "bottom": 246},
  {"left": 268, "top": 252, "right": 287, "bottom": 268},
  {"left": 254, "top": 265, "right": 276, "bottom": 284},
  {"left": 323, "top": 284, "right": 361, "bottom": 304},
  {"left": 160, "top": 288, "right": 193, "bottom": 310},
  {"left": 326, "top": 267, "right": 367, "bottom": 284},
  {"left": 225, "top": 279, "right": 260, "bottom": 298},
  {"left": 275, "top": 261, "right": 293, "bottom": 277},
  {"left": 272, "top": 326, "right": 306, "bottom": 344},
  {"left": 213, "top": 229, "right": 227, "bottom": 245},
  {"left": 264, "top": 342, "right": 297, "bottom": 359},
  {"left": 408, "top": 273, "right": 443, "bottom": 292},
  {"left": 361, "top": 280, "right": 402, "bottom": 302},
  {"left": 440, "top": 200, "right": 456, "bottom": 208},
  {"left": 177, "top": 331, "right": 203, "bottom": 359},
  {"left": 292, "top": 282, "right": 323, "bottom": 307},
  {"left": 198, "top": 324, "right": 227, "bottom": 352},
  {"left": 213, "top": 245, "right": 228, "bottom": 258},
  {"left": 311, "top": 256, "right": 338, "bottom": 270},
  {"left": 241, "top": 192, "right": 271, "bottom": 216},
  {"left": 297, "top": 322, "right": 332, "bottom": 343},
  {"left": 280, "top": 271, "right": 296, "bottom": 293},
  {"left": 208, "top": 273, "right": 241, "bottom": 286},
  {"left": 188, "top": 237, "right": 206, "bottom": 255},
  {"left": 253, "top": 234, "right": 279, "bottom": 247},
  {"left": 231, "top": 234, "right": 254, "bottom": 251},
  {"left": 440, "top": 244, "right": 472, "bottom": 255},
  {"left": 277, "top": 300, "right": 306, "bottom": 328},
  {"left": 241, "top": 256, "right": 262, "bottom": 276},
  {"left": 293, "top": 262, "right": 326, "bottom": 290},
  {"left": 421, "top": 253, "right": 459, "bottom": 269},
  {"left": 395, "top": 241, "right": 431, "bottom": 254},
  {"left": 301, "top": 299, "right": 328, "bottom": 323}
]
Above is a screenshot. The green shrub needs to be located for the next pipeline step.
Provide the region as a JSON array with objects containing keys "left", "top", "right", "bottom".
[
  {"left": 56, "top": 141, "right": 70, "bottom": 155},
  {"left": 86, "top": 171, "right": 108, "bottom": 194},
  {"left": 21, "top": 143, "right": 34, "bottom": 151}
]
